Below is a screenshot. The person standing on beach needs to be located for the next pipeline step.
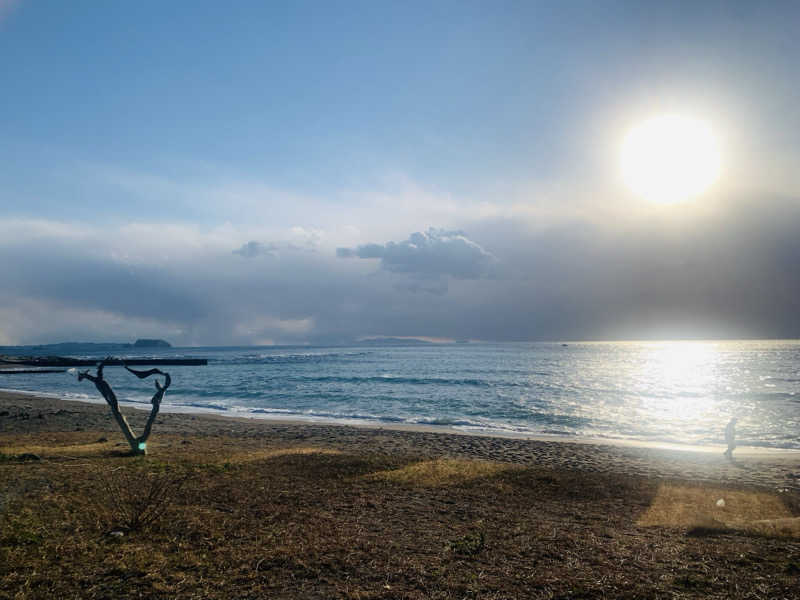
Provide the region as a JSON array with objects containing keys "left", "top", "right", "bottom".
[{"left": 724, "top": 417, "right": 738, "bottom": 459}]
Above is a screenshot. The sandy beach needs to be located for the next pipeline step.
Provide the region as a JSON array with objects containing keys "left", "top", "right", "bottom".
[
  {"left": 2, "top": 390, "right": 798, "bottom": 490},
  {"left": 4, "top": 389, "right": 800, "bottom": 598}
]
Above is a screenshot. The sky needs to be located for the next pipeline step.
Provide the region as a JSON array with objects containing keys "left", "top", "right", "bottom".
[{"left": 1, "top": 0, "right": 799, "bottom": 345}]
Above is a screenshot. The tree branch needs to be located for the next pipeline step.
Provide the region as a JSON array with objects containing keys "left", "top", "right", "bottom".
[
  {"left": 124, "top": 365, "right": 168, "bottom": 380},
  {"left": 78, "top": 358, "right": 171, "bottom": 455},
  {"left": 138, "top": 372, "right": 171, "bottom": 445}
]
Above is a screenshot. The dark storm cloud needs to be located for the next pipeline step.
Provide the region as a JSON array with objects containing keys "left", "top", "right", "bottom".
[
  {"left": 460, "top": 194, "right": 800, "bottom": 340},
  {"left": 0, "top": 245, "right": 209, "bottom": 325},
  {"left": 2, "top": 193, "right": 800, "bottom": 345},
  {"left": 337, "top": 228, "right": 496, "bottom": 280}
]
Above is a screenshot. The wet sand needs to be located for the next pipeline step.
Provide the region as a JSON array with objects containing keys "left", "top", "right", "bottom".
[{"left": 2, "top": 390, "right": 798, "bottom": 490}]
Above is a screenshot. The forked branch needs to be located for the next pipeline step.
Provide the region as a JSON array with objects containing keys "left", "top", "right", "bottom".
[{"left": 79, "top": 357, "right": 171, "bottom": 455}]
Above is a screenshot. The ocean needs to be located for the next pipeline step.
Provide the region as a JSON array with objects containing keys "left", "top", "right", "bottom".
[{"left": 2, "top": 340, "right": 799, "bottom": 449}]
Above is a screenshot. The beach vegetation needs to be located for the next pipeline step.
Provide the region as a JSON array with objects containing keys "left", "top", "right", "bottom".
[
  {"left": 2, "top": 429, "right": 800, "bottom": 598},
  {"left": 89, "top": 464, "right": 189, "bottom": 533},
  {"left": 0, "top": 510, "right": 44, "bottom": 547},
  {"left": 447, "top": 530, "right": 486, "bottom": 556},
  {"left": 366, "top": 458, "right": 519, "bottom": 487},
  {"left": 637, "top": 483, "right": 797, "bottom": 537}
]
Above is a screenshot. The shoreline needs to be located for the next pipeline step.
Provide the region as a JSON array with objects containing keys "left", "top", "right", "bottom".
[
  {"left": 2, "top": 389, "right": 799, "bottom": 490},
  {"left": 2, "top": 385, "right": 798, "bottom": 458}
]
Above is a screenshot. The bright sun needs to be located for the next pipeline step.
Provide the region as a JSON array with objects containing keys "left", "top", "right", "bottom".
[{"left": 620, "top": 114, "right": 721, "bottom": 204}]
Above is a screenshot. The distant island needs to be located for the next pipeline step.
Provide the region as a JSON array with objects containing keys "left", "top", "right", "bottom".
[{"left": 0, "top": 339, "right": 172, "bottom": 356}]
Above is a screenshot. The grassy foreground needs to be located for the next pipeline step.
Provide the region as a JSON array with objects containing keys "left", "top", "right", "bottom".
[{"left": 2, "top": 431, "right": 800, "bottom": 599}]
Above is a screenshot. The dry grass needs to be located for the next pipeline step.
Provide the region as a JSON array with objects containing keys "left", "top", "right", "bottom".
[
  {"left": 222, "top": 446, "right": 343, "bottom": 464},
  {"left": 638, "top": 483, "right": 795, "bottom": 533},
  {"left": 0, "top": 439, "right": 116, "bottom": 458},
  {"left": 3, "top": 432, "right": 800, "bottom": 599},
  {"left": 92, "top": 465, "right": 190, "bottom": 533},
  {"left": 367, "top": 458, "right": 519, "bottom": 487}
]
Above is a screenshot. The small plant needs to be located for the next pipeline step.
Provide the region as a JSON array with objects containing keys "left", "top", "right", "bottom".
[
  {"left": 93, "top": 465, "right": 188, "bottom": 533},
  {"left": 0, "top": 509, "right": 44, "bottom": 547},
  {"left": 447, "top": 531, "right": 485, "bottom": 556}
]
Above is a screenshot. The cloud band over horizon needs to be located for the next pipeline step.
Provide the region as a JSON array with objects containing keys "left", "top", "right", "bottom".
[{"left": 2, "top": 191, "right": 799, "bottom": 346}]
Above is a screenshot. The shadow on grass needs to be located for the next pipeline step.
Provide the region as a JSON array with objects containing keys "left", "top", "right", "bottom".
[{"left": 5, "top": 432, "right": 800, "bottom": 599}]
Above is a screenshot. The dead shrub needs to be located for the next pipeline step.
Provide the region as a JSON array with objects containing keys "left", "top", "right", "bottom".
[{"left": 90, "top": 464, "right": 189, "bottom": 533}]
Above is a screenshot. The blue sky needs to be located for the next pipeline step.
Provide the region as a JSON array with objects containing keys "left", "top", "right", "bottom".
[{"left": 2, "top": 1, "right": 800, "bottom": 344}]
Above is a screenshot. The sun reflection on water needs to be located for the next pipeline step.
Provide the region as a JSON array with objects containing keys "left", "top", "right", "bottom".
[{"left": 632, "top": 341, "right": 725, "bottom": 442}]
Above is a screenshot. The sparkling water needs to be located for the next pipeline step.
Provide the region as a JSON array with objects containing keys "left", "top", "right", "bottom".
[{"left": 3, "top": 341, "right": 799, "bottom": 449}]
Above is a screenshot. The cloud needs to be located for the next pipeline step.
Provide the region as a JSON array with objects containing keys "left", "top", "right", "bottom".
[
  {"left": 233, "top": 241, "right": 279, "bottom": 258},
  {"left": 0, "top": 294, "right": 187, "bottom": 347},
  {"left": 393, "top": 279, "right": 449, "bottom": 296},
  {"left": 233, "top": 315, "right": 314, "bottom": 338},
  {"left": 233, "top": 226, "right": 325, "bottom": 258},
  {"left": 1, "top": 193, "right": 800, "bottom": 345},
  {"left": 337, "top": 228, "right": 496, "bottom": 280}
]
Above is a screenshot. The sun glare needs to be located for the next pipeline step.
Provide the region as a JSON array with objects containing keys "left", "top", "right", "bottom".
[{"left": 620, "top": 115, "right": 721, "bottom": 204}]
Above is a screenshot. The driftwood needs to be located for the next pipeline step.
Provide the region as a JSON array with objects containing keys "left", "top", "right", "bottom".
[{"left": 78, "top": 358, "right": 171, "bottom": 456}]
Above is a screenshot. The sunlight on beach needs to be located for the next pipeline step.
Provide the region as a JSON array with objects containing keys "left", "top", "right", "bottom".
[
  {"left": 638, "top": 483, "right": 800, "bottom": 537},
  {"left": 367, "top": 458, "right": 519, "bottom": 487}
]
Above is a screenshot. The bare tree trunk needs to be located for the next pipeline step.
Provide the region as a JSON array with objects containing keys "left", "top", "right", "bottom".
[{"left": 79, "top": 359, "right": 171, "bottom": 456}]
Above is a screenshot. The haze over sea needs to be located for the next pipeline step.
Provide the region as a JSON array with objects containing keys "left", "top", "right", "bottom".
[{"left": 3, "top": 340, "right": 798, "bottom": 450}]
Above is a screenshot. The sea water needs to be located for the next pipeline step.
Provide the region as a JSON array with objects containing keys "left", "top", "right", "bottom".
[{"left": 2, "top": 341, "right": 799, "bottom": 449}]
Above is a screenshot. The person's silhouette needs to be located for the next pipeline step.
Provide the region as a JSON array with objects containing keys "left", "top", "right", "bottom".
[{"left": 724, "top": 417, "right": 738, "bottom": 459}]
